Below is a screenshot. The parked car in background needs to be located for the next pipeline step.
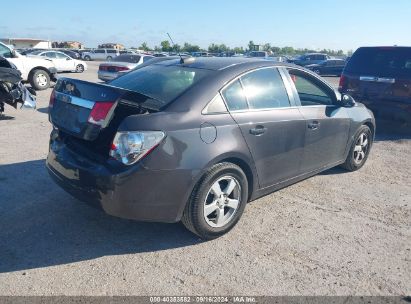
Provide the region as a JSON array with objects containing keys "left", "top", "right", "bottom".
[
  {"left": 0, "top": 42, "right": 57, "bottom": 90},
  {"left": 56, "top": 49, "right": 81, "bottom": 59},
  {"left": 46, "top": 57, "right": 375, "bottom": 239},
  {"left": 119, "top": 50, "right": 136, "bottom": 55},
  {"left": 28, "top": 50, "right": 87, "bottom": 73},
  {"left": 306, "top": 59, "right": 346, "bottom": 76},
  {"left": 291, "top": 53, "right": 331, "bottom": 66},
  {"left": 248, "top": 51, "right": 269, "bottom": 58},
  {"left": 82, "top": 49, "right": 119, "bottom": 61},
  {"left": 98, "top": 54, "right": 154, "bottom": 81},
  {"left": 339, "top": 46, "right": 411, "bottom": 124}
]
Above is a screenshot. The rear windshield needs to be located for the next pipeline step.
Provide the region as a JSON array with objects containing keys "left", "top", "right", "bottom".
[
  {"left": 113, "top": 55, "right": 141, "bottom": 63},
  {"left": 346, "top": 47, "right": 411, "bottom": 77},
  {"left": 109, "top": 64, "right": 213, "bottom": 107}
]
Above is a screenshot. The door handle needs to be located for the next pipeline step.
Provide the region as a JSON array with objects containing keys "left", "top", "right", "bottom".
[
  {"left": 308, "top": 121, "right": 320, "bottom": 130},
  {"left": 250, "top": 125, "right": 267, "bottom": 136}
]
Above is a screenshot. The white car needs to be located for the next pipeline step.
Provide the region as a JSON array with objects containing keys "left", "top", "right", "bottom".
[
  {"left": 0, "top": 42, "right": 58, "bottom": 90},
  {"left": 28, "top": 50, "right": 87, "bottom": 73}
]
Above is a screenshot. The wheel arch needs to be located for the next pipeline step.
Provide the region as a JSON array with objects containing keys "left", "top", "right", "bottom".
[{"left": 28, "top": 66, "right": 52, "bottom": 78}]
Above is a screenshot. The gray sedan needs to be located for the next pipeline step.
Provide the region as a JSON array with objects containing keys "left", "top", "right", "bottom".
[
  {"left": 47, "top": 58, "right": 375, "bottom": 240},
  {"left": 97, "top": 54, "right": 154, "bottom": 81}
]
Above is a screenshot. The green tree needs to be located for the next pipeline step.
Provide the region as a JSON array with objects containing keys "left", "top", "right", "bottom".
[
  {"left": 263, "top": 43, "right": 271, "bottom": 52},
  {"left": 160, "top": 40, "right": 172, "bottom": 52},
  {"left": 247, "top": 40, "right": 255, "bottom": 51},
  {"left": 139, "top": 42, "right": 150, "bottom": 51},
  {"left": 182, "top": 42, "right": 200, "bottom": 53}
]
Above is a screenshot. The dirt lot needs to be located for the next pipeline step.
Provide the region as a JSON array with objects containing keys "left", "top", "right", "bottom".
[{"left": 0, "top": 61, "right": 410, "bottom": 296}]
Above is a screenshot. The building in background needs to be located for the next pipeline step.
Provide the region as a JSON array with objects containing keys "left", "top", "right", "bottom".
[
  {"left": 0, "top": 38, "right": 52, "bottom": 49},
  {"left": 52, "top": 41, "right": 83, "bottom": 49},
  {"left": 98, "top": 43, "right": 125, "bottom": 50}
]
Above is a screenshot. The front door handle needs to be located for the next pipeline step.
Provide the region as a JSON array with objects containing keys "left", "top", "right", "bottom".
[
  {"left": 250, "top": 125, "right": 267, "bottom": 136},
  {"left": 308, "top": 121, "right": 320, "bottom": 130}
]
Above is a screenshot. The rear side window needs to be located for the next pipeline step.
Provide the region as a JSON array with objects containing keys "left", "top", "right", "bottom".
[
  {"left": 107, "top": 50, "right": 117, "bottom": 54},
  {"left": 240, "top": 68, "right": 290, "bottom": 109},
  {"left": 95, "top": 49, "right": 105, "bottom": 53},
  {"left": 221, "top": 80, "right": 248, "bottom": 111},
  {"left": 346, "top": 47, "right": 411, "bottom": 76}
]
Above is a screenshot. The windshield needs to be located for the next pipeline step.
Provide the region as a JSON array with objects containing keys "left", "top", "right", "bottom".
[
  {"left": 30, "top": 50, "right": 43, "bottom": 55},
  {"left": 346, "top": 47, "right": 411, "bottom": 77},
  {"left": 109, "top": 64, "right": 213, "bottom": 108}
]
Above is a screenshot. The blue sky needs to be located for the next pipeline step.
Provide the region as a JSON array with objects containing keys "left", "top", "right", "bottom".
[{"left": 1, "top": 0, "right": 410, "bottom": 51}]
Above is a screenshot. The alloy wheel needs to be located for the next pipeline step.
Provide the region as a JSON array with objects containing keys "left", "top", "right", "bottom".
[
  {"left": 36, "top": 73, "right": 48, "bottom": 87},
  {"left": 203, "top": 176, "right": 241, "bottom": 228},
  {"left": 353, "top": 132, "right": 369, "bottom": 165}
]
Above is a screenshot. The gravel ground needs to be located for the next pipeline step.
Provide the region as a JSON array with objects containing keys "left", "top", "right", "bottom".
[{"left": 0, "top": 62, "right": 410, "bottom": 296}]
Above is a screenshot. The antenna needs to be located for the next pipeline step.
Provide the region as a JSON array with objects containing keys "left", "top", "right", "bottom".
[{"left": 167, "top": 33, "right": 184, "bottom": 64}]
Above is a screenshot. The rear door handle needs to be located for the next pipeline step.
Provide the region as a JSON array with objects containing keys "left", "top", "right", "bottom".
[
  {"left": 249, "top": 125, "right": 267, "bottom": 136},
  {"left": 308, "top": 121, "right": 320, "bottom": 130}
]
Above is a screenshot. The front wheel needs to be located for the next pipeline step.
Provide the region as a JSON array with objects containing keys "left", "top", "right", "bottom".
[
  {"left": 29, "top": 69, "right": 50, "bottom": 90},
  {"left": 182, "top": 162, "right": 248, "bottom": 240},
  {"left": 341, "top": 125, "right": 372, "bottom": 171},
  {"left": 106, "top": 56, "right": 112, "bottom": 61},
  {"left": 84, "top": 55, "right": 91, "bottom": 61},
  {"left": 75, "top": 64, "right": 84, "bottom": 73}
]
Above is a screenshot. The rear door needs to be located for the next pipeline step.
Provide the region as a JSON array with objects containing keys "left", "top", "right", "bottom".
[
  {"left": 287, "top": 68, "right": 350, "bottom": 172},
  {"left": 222, "top": 67, "right": 306, "bottom": 189}
]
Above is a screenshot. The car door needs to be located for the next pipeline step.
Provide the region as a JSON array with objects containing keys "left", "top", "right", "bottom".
[
  {"left": 286, "top": 68, "right": 351, "bottom": 172},
  {"left": 221, "top": 67, "right": 306, "bottom": 189},
  {"left": 55, "top": 52, "right": 75, "bottom": 71},
  {"left": 43, "top": 52, "right": 62, "bottom": 71}
]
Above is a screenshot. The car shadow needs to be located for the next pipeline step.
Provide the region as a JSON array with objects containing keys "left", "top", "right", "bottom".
[
  {"left": 0, "top": 114, "right": 15, "bottom": 121},
  {"left": 36, "top": 107, "right": 48, "bottom": 114},
  {"left": 373, "top": 120, "right": 411, "bottom": 141},
  {"left": 0, "top": 159, "right": 201, "bottom": 274}
]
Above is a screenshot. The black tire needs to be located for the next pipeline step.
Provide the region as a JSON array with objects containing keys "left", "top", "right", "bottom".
[
  {"left": 75, "top": 64, "right": 84, "bottom": 73},
  {"left": 106, "top": 56, "right": 112, "bottom": 61},
  {"left": 29, "top": 69, "right": 50, "bottom": 91},
  {"left": 340, "top": 125, "right": 372, "bottom": 171},
  {"left": 182, "top": 162, "right": 248, "bottom": 240},
  {"left": 84, "top": 55, "right": 91, "bottom": 61},
  {"left": 314, "top": 69, "right": 321, "bottom": 75}
]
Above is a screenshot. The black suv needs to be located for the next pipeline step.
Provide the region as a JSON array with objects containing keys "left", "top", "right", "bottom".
[{"left": 339, "top": 46, "right": 411, "bottom": 124}]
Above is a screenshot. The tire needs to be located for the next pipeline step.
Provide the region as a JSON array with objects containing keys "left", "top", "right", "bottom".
[
  {"left": 84, "top": 55, "right": 91, "bottom": 61},
  {"left": 75, "top": 64, "right": 84, "bottom": 73},
  {"left": 29, "top": 69, "right": 50, "bottom": 91},
  {"left": 182, "top": 162, "right": 248, "bottom": 240},
  {"left": 314, "top": 69, "right": 321, "bottom": 75},
  {"left": 340, "top": 125, "right": 372, "bottom": 171},
  {"left": 106, "top": 56, "right": 112, "bottom": 61}
]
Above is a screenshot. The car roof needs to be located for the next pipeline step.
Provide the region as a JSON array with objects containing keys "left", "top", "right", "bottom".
[{"left": 153, "top": 57, "right": 295, "bottom": 71}]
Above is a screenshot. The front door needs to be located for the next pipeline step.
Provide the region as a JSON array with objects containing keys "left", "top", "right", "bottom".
[
  {"left": 287, "top": 68, "right": 351, "bottom": 173},
  {"left": 222, "top": 67, "right": 306, "bottom": 189}
]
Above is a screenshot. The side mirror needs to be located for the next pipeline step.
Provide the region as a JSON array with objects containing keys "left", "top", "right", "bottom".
[
  {"left": 66, "top": 57, "right": 71, "bottom": 60},
  {"left": 339, "top": 94, "right": 356, "bottom": 107}
]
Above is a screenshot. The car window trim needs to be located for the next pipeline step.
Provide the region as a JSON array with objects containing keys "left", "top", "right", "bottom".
[
  {"left": 285, "top": 67, "right": 339, "bottom": 106},
  {"left": 219, "top": 66, "right": 294, "bottom": 113}
]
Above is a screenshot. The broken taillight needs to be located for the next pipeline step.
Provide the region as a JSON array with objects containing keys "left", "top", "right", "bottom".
[{"left": 88, "top": 102, "right": 116, "bottom": 127}]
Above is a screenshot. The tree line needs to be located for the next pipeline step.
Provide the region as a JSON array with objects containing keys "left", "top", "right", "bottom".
[{"left": 134, "top": 40, "right": 352, "bottom": 56}]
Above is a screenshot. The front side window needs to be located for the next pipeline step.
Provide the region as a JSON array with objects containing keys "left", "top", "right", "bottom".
[
  {"left": 45, "top": 52, "right": 57, "bottom": 59},
  {"left": 221, "top": 80, "right": 248, "bottom": 111},
  {"left": 95, "top": 49, "right": 105, "bottom": 54},
  {"left": 289, "top": 70, "right": 334, "bottom": 106},
  {"left": 55, "top": 52, "right": 68, "bottom": 59},
  {"left": 240, "top": 68, "right": 290, "bottom": 109}
]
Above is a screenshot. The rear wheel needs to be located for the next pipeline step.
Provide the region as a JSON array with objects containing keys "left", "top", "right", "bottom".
[
  {"left": 314, "top": 69, "right": 321, "bottom": 75},
  {"left": 182, "top": 162, "right": 248, "bottom": 240},
  {"left": 341, "top": 125, "right": 372, "bottom": 171},
  {"left": 106, "top": 56, "right": 112, "bottom": 61},
  {"left": 29, "top": 69, "right": 50, "bottom": 91},
  {"left": 84, "top": 55, "right": 91, "bottom": 61}
]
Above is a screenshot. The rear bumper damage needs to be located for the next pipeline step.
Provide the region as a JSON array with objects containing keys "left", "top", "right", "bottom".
[{"left": 46, "top": 133, "right": 192, "bottom": 223}]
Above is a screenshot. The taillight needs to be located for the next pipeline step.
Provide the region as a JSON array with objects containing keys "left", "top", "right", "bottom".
[
  {"left": 338, "top": 75, "right": 347, "bottom": 92},
  {"left": 49, "top": 89, "right": 56, "bottom": 108},
  {"left": 109, "top": 131, "right": 165, "bottom": 165},
  {"left": 114, "top": 66, "right": 129, "bottom": 72},
  {"left": 88, "top": 102, "right": 116, "bottom": 127},
  {"left": 99, "top": 65, "right": 108, "bottom": 71}
]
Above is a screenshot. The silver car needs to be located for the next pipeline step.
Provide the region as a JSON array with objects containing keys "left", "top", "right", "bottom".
[
  {"left": 82, "top": 49, "right": 120, "bottom": 61},
  {"left": 97, "top": 54, "right": 154, "bottom": 81}
]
